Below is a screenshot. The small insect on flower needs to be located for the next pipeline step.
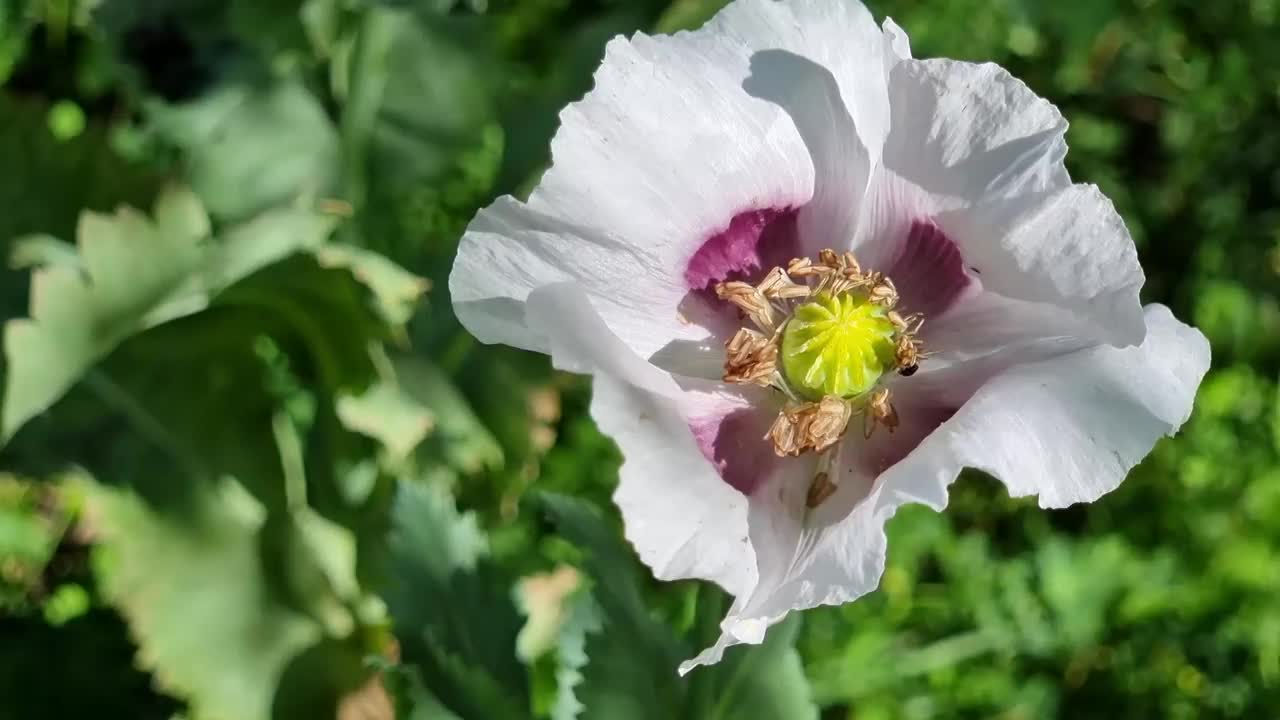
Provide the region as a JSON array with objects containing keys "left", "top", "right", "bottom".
[
  {"left": 895, "top": 335, "right": 921, "bottom": 377},
  {"left": 449, "top": 0, "right": 1210, "bottom": 673}
]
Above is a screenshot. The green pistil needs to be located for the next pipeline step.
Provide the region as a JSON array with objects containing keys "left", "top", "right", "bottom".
[{"left": 780, "top": 291, "right": 897, "bottom": 400}]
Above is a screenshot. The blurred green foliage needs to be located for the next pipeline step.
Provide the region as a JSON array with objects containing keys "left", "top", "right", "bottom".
[{"left": 0, "top": 0, "right": 1276, "bottom": 719}]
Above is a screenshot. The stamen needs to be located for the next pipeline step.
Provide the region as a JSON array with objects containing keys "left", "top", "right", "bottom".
[
  {"left": 786, "top": 257, "right": 825, "bottom": 279},
  {"left": 806, "top": 471, "right": 836, "bottom": 508},
  {"left": 757, "top": 267, "right": 811, "bottom": 301},
  {"left": 724, "top": 328, "right": 778, "bottom": 386},
  {"left": 806, "top": 442, "right": 843, "bottom": 508},
  {"left": 863, "top": 388, "right": 900, "bottom": 438},
  {"left": 713, "top": 248, "right": 927, "bottom": 460},
  {"left": 715, "top": 281, "right": 777, "bottom": 331},
  {"left": 867, "top": 277, "right": 899, "bottom": 307},
  {"left": 766, "top": 396, "right": 852, "bottom": 457},
  {"left": 886, "top": 310, "right": 922, "bottom": 334},
  {"left": 894, "top": 335, "right": 921, "bottom": 377}
]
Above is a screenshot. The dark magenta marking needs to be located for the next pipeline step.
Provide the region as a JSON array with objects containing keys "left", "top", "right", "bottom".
[
  {"left": 684, "top": 208, "right": 799, "bottom": 291},
  {"left": 886, "top": 220, "right": 973, "bottom": 318},
  {"left": 690, "top": 407, "right": 778, "bottom": 496}
]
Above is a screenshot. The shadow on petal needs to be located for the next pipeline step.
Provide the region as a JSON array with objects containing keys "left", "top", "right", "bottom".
[{"left": 745, "top": 49, "right": 872, "bottom": 254}]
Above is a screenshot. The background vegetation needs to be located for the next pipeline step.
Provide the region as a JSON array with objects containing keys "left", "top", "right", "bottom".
[{"left": 1, "top": 0, "right": 1277, "bottom": 718}]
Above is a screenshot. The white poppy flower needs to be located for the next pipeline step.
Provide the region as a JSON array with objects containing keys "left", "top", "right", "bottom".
[{"left": 450, "top": 0, "right": 1210, "bottom": 671}]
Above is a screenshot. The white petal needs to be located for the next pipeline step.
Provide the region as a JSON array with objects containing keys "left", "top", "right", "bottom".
[
  {"left": 685, "top": 304, "right": 1208, "bottom": 669},
  {"left": 454, "top": 0, "right": 899, "bottom": 365},
  {"left": 596, "top": 376, "right": 761, "bottom": 597},
  {"left": 881, "top": 18, "right": 912, "bottom": 62},
  {"left": 849, "top": 169, "right": 975, "bottom": 312},
  {"left": 682, "top": 455, "right": 817, "bottom": 673},
  {"left": 452, "top": 197, "right": 692, "bottom": 357},
  {"left": 524, "top": 282, "right": 757, "bottom": 597},
  {"left": 848, "top": 171, "right": 1139, "bottom": 359},
  {"left": 726, "top": 0, "right": 892, "bottom": 251},
  {"left": 679, "top": 380, "right": 952, "bottom": 674},
  {"left": 885, "top": 58, "right": 1070, "bottom": 204},
  {"left": 744, "top": 50, "right": 871, "bottom": 257},
  {"left": 534, "top": 27, "right": 816, "bottom": 263},
  {"left": 871, "top": 56, "right": 1142, "bottom": 348},
  {"left": 886, "top": 303, "right": 1209, "bottom": 508},
  {"left": 714, "top": 0, "right": 892, "bottom": 156},
  {"left": 453, "top": 18, "right": 815, "bottom": 358},
  {"left": 849, "top": 170, "right": 1143, "bottom": 355},
  {"left": 920, "top": 290, "right": 1103, "bottom": 364},
  {"left": 935, "top": 183, "right": 1146, "bottom": 347}
]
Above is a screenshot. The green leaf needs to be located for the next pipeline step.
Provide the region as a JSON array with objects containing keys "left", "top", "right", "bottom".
[
  {"left": 2, "top": 187, "right": 427, "bottom": 474},
  {"left": 82, "top": 247, "right": 415, "bottom": 511},
  {"left": 2, "top": 186, "right": 212, "bottom": 441},
  {"left": 1, "top": 186, "right": 429, "bottom": 719},
  {"left": 513, "top": 565, "right": 609, "bottom": 719},
  {"left": 0, "top": 188, "right": 339, "bottom": 445},
  {"left": 538, "top": 494, "right": 820, "bottom": 720},
  {"left": 515, "top": 566, "right": 584, "bottom": 663},
  {"left": 8, "top": 234, "right": 82, "bottom": 270},
  {"left": 439, "top": 345, "right": 559, "bottom": 516},
  {"left": 0, "top": 94, "right": 160, "bottom": 262},
  {"left": 0, "top": 472, "right": 78, "bottom": 614},
  {"left": 336, "top": 373, "right": 434, "bottom": 464},
  {"left": 84, "top": 475, "right": 367, "bottom": 720},
  {"left": 195, "top": 205, "right": 335, "bottom": 292},
  {"left": 314, "top": 243, "right": 430, "bottom": 329},
  {"left": 548, "top": 589, "right": 602, "bottom": 720},
  {"left": 685, "top": 615, "right": 817, "bottom": 720},
  {"left": 343, "top": 8, "right": 494, "bottom": 193},
  {"left": 653, "top": 0, "right": 729, "bottom": 33},
  {"left": 42, "top": 582, "right": 91, "bottom": 626},
  {"left": 537, "top": 493, "right": 685, "bottom": 719},
  {"left": 0, "top": 3, "right": 35, "bottom": 85},
  {"left": 340, "top": 5, "right": 498, "bottom": 256},
  {"left": 395, "top": 355, "right": 503, "bottom": 475},
  {"left": 146, "top": 82, "right": 341, "bottom": 222},
  {"left": 380, "top": 661, "right": 464, "bottom": 720},
  {"left": 385, "top": 478, "right": 529, "bottom": 720}
]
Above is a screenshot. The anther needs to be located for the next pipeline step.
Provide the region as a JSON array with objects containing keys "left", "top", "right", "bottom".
[
  {"left": 863, "top": 388, "right": 899, "bottom": 438},
  {"left": 887, "top": 310, "right": 922, "bottom": 334},
  {"left": 713, "top": 249, "right": 928, "bottom": 461},
  {"left": 767, "top": 396, "right": 853, "bottom": 457},
  {"left": 724, "top": 328, "right": 778, "bottom": 386},
  {"left": 715, "top": 280, "right": 777, "bottom": 331},
  {"left": 786, "top": 257, "right": 815, "bottom": 276},
  {"left": 806, "top": 471, "right": 837, "bottom": 508},
  {"left": 757, "top": 267, "right": 811, "bottom": 301},
  {"left": 867, "top": 277, "right": 898, "bottom": 307}
]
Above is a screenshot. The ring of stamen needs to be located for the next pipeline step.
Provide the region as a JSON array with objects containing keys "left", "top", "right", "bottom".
[{"left": 713, "top": 248, "right": 928, "bottom": 507}]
